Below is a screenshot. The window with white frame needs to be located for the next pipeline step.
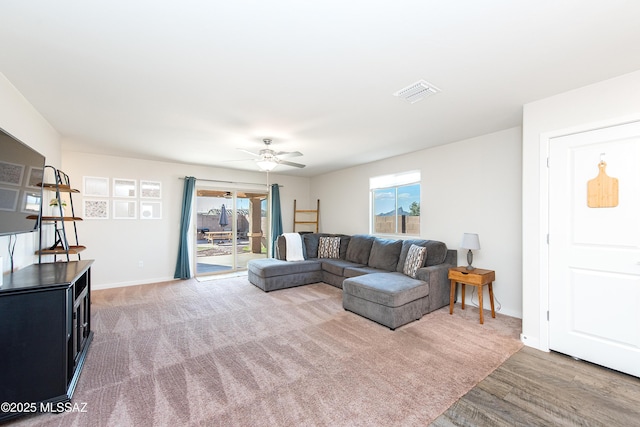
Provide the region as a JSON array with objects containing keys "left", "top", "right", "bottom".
[{"left": 370, "top": 171, "right": 420, "bottom": 235}]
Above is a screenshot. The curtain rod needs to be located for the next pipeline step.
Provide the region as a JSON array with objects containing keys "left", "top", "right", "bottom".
[{"left": 178, "top": 177, "right": 282, "bottom": 187}]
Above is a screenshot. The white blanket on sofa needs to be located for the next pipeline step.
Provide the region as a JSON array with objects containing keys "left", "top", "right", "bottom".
[{"left": 283, "top": 233, "right": 305, "bottom": 261}]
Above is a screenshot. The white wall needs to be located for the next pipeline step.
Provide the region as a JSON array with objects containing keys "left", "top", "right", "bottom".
[
  {"left": 0, "top": 73, "right": 61, "bottom": 275},
  {"left": 61, "top": 151, "right": 310, "bottom": 289},
  {"left": 522, "top": 69, "right": 640, "bottom": 350},
  {"left": 311, "top": 127, "right": 523, "bottom": 318}
]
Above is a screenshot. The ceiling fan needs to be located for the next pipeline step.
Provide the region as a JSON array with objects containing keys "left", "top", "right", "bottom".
[{"left": 238, "top": 138, "right": 306, "bottom": 171}]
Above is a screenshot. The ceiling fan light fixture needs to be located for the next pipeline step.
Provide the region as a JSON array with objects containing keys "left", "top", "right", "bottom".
[
  {"left": 239, "top": 138, "right": 305, "bottom": 171},
  {"left": 256, "top": 159, "right": 278, "bottom": 171}
]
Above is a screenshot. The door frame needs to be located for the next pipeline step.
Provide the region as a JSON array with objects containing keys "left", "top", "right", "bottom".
[{"left": 538, "top": 115, "right": 640, "bottom": 352}]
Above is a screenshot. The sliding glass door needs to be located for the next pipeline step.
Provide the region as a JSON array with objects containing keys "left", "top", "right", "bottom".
[{"left": 195, "top": 188, "right": 268, "bottom": 276}]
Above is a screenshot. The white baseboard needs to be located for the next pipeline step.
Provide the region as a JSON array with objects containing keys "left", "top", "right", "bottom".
[
  {"left": 520, "top": 333, "right": 547, "bottom": 351},
  {"left": 92, "top": 276, "right": 177, "bottom": 290},
  {"left": 497, "top": 307, "right": 522, "bottom": 319}
]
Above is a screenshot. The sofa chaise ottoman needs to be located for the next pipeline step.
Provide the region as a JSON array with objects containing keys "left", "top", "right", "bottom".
[
  {"left": 342, "top": 273, "right": 430, "bottom": 330},
  {"left": 247, "top": 258, "right": 321, "bottom": 292}
]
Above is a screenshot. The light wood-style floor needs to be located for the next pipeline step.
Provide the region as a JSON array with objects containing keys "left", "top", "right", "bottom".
[{"left": 432, "top": 345, "right": 640, "bottom": 426}]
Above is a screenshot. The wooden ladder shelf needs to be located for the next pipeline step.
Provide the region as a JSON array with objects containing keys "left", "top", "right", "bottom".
[{"left": 293, "top": 199, "right": 319, "bottom": 233}]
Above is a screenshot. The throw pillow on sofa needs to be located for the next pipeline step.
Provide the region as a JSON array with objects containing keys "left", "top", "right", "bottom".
[
  {"left": 318, "top": 236, "right": 341, "bottom": 258},
  {"left": 345, "top": 235, "right": 375, "bottom": 264},
  {"left": 396, "top": 239, "right": 447, "bottom": 272},
  {"left": 302, "top": 233, "right": 328, "bottom": 258},
  {"left": 367, "top": 238, "right": 403, "bottom": 271},
  {"left": 403, "top": 244, "right": 427, "bottom": 278}
]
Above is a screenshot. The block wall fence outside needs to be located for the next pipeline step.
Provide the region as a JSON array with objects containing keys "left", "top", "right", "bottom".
[{"left": 374, "top": 215, "right": 419, "bottom": 235}]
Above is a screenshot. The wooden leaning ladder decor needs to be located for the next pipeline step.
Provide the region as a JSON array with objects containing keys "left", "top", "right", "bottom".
[{"left": 293, "top": 199, "right": 320, "bottom": 233}]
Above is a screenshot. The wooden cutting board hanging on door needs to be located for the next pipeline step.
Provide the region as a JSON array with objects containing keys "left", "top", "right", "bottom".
[{"left": 587, "top": 161, "right": 619, "bottom": 208}]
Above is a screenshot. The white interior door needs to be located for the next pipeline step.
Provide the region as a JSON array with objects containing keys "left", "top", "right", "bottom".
[{"left": 549, "top": 121, "right": 640, "bottom": 377}]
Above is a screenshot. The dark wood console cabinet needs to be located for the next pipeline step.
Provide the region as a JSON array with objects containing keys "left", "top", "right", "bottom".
[{"left": 0, "top": 260, "right": 93, "bottom": 422}]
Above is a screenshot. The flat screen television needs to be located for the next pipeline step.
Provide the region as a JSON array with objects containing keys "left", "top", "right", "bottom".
[{"left": 0, "top": 127, "right": 45, "bottom": 236}]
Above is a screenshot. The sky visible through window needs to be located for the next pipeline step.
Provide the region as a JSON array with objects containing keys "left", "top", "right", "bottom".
[{"left": 374, "top": 183, "right": 420, "bottom": 215}]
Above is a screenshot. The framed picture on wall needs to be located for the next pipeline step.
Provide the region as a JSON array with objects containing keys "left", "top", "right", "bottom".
[
  {"left": 83, "top": 199, "right": 109, "bottom": 219},
  {"left": 140, "top": 201, "right": 162, "bottom": 219},
  {"left": 84, "top": 176, "right": 109, "bottom": 197},
  {"left": 113, "top": 200, "right": 137, "bottom": 219},
  {"left": 113, "top": 178, "right": 136, "bottom": 198},
  {"left": 140, "top": 180, "right": 161, "bottom": 199}
]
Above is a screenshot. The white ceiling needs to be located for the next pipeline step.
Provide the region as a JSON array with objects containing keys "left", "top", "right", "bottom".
[{"left": 2, "top": 1, "right": 640, "bottom": 177}]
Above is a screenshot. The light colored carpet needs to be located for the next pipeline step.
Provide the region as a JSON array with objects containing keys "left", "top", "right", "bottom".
[{"left": 10, "top": 277, "right": 522, "bottom": 427}]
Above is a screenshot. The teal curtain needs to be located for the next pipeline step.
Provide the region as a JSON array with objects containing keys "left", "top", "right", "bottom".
[
  {"left": 270, "top": 183, "right": 282, "bottom": 257},
  {"left": 174, "top": 176, "right": 196, "bottom": 279}
]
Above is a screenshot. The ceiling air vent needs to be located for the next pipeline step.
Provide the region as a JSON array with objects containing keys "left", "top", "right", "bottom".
[{"left": 393, "top": 79, "right": 440, "bottom": 104}]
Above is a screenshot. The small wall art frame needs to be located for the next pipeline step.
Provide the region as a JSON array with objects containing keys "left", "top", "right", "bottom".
[
  {"left": 83, "top": 199, "right": 109, "bottom": 219},
  {"left": 113, "top": 178, "right": 136, "bottom": 198},
  {"left": 84, "top": 176, "right": 109, "bottom": 197},
  {"left": 140, "top": 201, "right": 162, "bottom": 219},
  {"left": 113, "top": 200, "right": 137, "bottom": 219},
  {"left": 140, "top": 180, "right": 161, "bottom": 199}
]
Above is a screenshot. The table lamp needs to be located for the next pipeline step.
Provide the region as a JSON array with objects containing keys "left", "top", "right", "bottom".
[{"left": 460, "top": 233, "right": 480, "bottom": 270}]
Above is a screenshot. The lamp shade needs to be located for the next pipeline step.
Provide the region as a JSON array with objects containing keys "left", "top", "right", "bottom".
[{"left": 460, "top": 233, "right": 480, "bottom": 250}]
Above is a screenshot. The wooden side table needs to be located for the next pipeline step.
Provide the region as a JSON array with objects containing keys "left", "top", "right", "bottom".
[{"left": 448, "top": 266, "right": 496, "bottom": 324}]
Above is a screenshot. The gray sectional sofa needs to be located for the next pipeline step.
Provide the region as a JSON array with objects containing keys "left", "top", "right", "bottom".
[{"left": 247, "top": 233, "right": 456, "bottom": 329}]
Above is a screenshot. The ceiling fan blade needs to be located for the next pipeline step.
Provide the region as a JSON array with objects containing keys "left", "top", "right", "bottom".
[
  {"left": 236, "top": 148, "right": 260, "bottom": 157},
  {"left": 278, "top": 160, "right": 306, "bottom": 168},
  {"left": 220, "top": 158, "right": 254, "bottom": 163},
  {"left": 275, "top": 151, "right": 303, "bottom": 158}
]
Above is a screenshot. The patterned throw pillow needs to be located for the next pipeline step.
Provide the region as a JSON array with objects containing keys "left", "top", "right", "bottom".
[
  {"left": 318, "top": 236, "right": 341, "bottom": 259},
  {"left": 403, "top": 244, "right": 427, "bottom": 278}
]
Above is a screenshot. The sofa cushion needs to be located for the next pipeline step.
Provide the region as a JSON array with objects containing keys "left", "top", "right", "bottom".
[
  {"left": 321, "top": 259, "right": 364, "bottom": 277},
  {"left": 396, "top": 239, "right": 448, "bottom": 272},
  {"left": 345, "top": 234, "right": 375, "bottom": 264},
  {"left": 248, "top": 259, "right": 323, "bottom": 292},
  {"left": 424, "top": 241, "right": 448, "bottom": 266},
  {"left": 302, "top": 233, "right": 329, "bottom": 259},
  {"left": 403, "top": 244, "right": 427, "bottom": 278},
  {"left": 248, "top": 258, "right": 321, "bottom": 278},
  {"left": 368, "top": 238, "right": 403, "bottom": 271},
  {"left": 318, "top": 236, "right": 341, "bottom": 259},
  {"left": 342, "top": 272, "right": 429, "bottom": 308},
  {"left": 338, "top": 235, "right": 351, "bottom": 259},
  {"left": 344, "top": 266, "right": 390, "bottom": 278}
]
